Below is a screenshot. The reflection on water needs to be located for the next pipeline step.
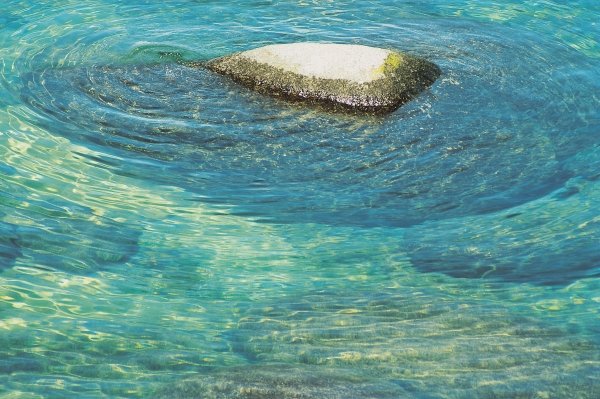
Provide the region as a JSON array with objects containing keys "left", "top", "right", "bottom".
[{"left": 1, "top": 0, "right": 599, "bottom": 398}]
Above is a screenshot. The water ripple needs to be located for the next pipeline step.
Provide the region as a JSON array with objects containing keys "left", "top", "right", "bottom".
[
  {"left": 14, "top": 18, "right": 598, "bottom": 227},
  {"left": 1, "top": 1, "right": 599, "bottom": 397}
]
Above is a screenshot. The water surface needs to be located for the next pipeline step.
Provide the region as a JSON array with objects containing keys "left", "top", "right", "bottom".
[{"left": 1, "top": 1, "right": 599, "bottom": 398}]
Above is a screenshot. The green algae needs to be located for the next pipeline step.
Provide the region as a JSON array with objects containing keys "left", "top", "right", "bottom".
[{"left": 374, "top": 52, "right": 404, "bottom": 76}]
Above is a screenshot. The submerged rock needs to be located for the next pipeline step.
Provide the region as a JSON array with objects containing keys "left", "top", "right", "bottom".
[
  {"left": 216, "top": 290, "right": 600, "bottom": 399},
  {"left": 407, "top": 178, "right": 600, "bottom": 285},
  {"left": 0, "top": 197, "right": 140, "bottom": 274},
  {"left": 154, "top": 364, "right": 406, "bottom": 398},
  {"left": 17, "top": 215, "right": 140, "bottom": 274},
  {"left": 205, "top": 42, "right": 440, "bottom": 113},
  {"left": 0, "top": 221, "right": 21, "bottom": 270}
]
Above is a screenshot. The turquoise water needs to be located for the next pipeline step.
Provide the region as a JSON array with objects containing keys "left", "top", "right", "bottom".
[{"left": 1, "top": 0, "right": 599, "bottom": 397}]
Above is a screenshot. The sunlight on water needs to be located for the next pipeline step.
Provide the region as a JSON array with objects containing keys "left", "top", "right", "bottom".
[{"left": 1, "top": 0, "right": 599, "bottom": 398}]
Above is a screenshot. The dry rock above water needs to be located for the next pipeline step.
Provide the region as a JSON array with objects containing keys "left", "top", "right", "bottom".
[{"left": 205, "top": 42, "right": 441, "bottom": 113}]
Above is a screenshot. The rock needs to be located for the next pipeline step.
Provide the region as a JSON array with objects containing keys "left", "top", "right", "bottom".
[
  {"left": 406, "top": 178, "right": 600, "bottom": 285},
  {"left": 9, "top": 198, "right": 140, "bottom": 274},
  {"left": 205, "top": 43, "right": 440, "bottom": 113},
  {"left": 0, "top": 221, "right": 21, "bottom": 270},
  {"left": 16, "top": 215, "right": 140, "bottom": 274},
  {"left": 153, "top": 364, "right": 407, "bottom": 398}
]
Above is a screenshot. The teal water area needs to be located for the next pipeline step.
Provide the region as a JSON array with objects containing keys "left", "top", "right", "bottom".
[{"left": 1, "top": 1, "right": 599, "bottom": 397}]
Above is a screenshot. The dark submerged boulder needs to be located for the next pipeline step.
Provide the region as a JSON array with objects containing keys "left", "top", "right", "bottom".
[
  {"left": 154, "top": 364, "right": 406, "bottom": 398},
  {"left": 406, "top": 179, "right": 600, "bottom": 286},
  {"left": 16, "top": 214, "right": 140, "bottom": 274},
  {"left": 0, "top": 221, "right": 21, "bottom": 270}
]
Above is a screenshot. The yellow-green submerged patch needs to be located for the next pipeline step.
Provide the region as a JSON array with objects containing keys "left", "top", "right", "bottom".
[{"left": 373, "top": 52, "right": 404, "bottom": 77}]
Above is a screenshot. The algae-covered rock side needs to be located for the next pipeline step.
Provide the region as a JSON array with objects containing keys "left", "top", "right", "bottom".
[{"left": 204, "top": 43, "right": 441, "bottom": 113}]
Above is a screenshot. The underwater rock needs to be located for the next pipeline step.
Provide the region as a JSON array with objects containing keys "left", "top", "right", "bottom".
[
  {"left": 205, "top": 42, "right": 441, "bottom": 113},
  {"left": 218, "top": 290, "right": 600, "bottom": 398},
  {"left": 154, "top": 364, "right": 407, "bottom": 398},
  {"left": 5, "top": 197, "right": 141, "bottom": 274},
  {"left": 1, "top": 158, "right": 140, "bottom": 274},
  {"left": 17, "top": 216, "right": 140, "bottom": 274},
  {"left": 0, "top": 222, "right": 21, "bottom": 270},
  {"left": 407, "top": 178, "right": 600, "bottom": 285}
]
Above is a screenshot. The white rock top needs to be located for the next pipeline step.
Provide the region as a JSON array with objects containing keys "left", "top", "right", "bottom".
[{"left": 240, "top": 43, "right": 395, "bottom": 84}]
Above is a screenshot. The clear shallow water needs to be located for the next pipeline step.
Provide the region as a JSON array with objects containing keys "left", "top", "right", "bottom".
[{"left": 1, "top": 0, "right": 599, "bottom": 397}]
